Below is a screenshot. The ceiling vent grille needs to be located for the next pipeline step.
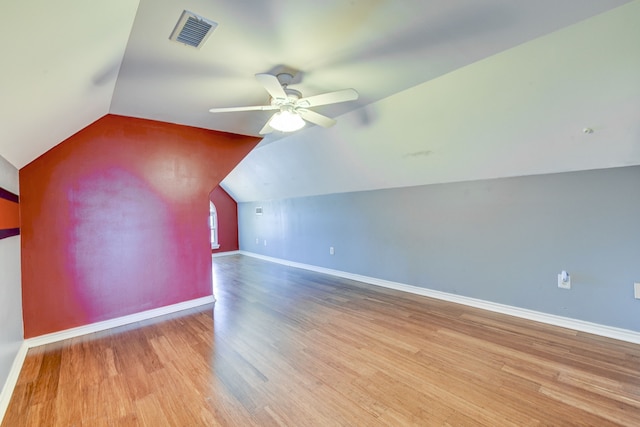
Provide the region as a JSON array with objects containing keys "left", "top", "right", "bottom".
[{"left": 169, "top": 10, "right": 218, "bottom": 49}]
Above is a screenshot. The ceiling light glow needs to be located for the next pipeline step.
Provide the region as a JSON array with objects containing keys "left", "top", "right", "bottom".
[{"left": 270, "top": 110, "right": 305, "bottom": 132}]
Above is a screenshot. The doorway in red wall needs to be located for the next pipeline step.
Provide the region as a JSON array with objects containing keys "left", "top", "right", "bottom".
[
  {"left": 209, "top": 186, "right": 240, "bottom": 255},
  {"left": 209, "top": 201, "right": 220, "bottom": 250}
]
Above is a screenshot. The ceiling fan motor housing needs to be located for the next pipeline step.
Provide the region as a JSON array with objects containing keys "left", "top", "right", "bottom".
[{"left": 271, "top": 88, "right": 302, "bottom": 108}]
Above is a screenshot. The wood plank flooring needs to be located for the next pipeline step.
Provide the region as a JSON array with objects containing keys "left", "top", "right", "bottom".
[{"left": 3, "top": 254, "right": 640, "bottom": 426}]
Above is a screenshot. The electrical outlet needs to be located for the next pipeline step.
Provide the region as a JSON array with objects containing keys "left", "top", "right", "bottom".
[
  {"left": 264, "top": 240, "right": 267, "bottom": 246},
  {"left": 558, "top": 272, "right": 571, "bottom": 289},
  {"left": 255, "top": 238, "right": 259, "bottom": 244},
  {"left": 329, "top": 246, "right": 335, "bottom": 255},
  {"left": 634, "top": 283, "right": 640, "bottom": 299}
]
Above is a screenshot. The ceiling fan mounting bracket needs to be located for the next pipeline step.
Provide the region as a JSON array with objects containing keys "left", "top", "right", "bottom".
[{"left": 276, "top": 73, "right": 295, "bottom": 87}]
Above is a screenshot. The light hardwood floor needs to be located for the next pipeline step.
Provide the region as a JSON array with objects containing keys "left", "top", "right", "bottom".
[{"left": 3, "top": 255, "right": 640, "bottom": 426}]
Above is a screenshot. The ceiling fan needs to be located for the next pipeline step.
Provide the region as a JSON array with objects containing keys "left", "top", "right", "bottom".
[{"left": 209, "top": 73, "right": 359, "bottom": 134}]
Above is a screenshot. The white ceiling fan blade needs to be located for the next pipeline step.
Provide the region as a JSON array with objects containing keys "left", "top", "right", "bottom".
[
  {"left": 298, "top": 88, "right": 358, "bottom": 108},
  {"left": 259, "top": 116, "right": 274, "bottom": 135},
  {"left": 255, "top": 73, "right": 287, "bottom": 100},
  {"left": 209, "top": 105, "right": 277, "bottom": 113},
  {"left": 297, "top": 109, "right": 336, "bottom": 128}
]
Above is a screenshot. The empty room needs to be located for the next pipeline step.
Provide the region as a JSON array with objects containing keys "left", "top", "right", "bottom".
[{"left": 1, "top": 1, "right": 639, "bottom": 425}]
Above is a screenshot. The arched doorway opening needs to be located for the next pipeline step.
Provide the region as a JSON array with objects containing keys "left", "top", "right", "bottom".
[{"left": 209, "top": 201, "right": 220, "bottom": 250}]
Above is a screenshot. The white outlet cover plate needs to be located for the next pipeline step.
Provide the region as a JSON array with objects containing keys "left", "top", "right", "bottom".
[
  {"left": 634, "top": 282, "right": 640, "bottom": 299},
  {"left": 558, "top": 273, "right": 571, "bottom": 289}
]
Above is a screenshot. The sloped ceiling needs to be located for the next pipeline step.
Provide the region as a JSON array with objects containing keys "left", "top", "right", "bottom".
[
  {"left": 223, "top": 1, "right": 640, "bottom": 201},
  {"left": 0, "top": 0, "right": 139, "bottom": 168},
  {"left": 1, "top": 0, "right": 638, "bottom": 203}
]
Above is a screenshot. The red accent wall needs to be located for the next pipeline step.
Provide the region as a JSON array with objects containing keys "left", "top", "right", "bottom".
[
  {"left": 210, "top": 186, "right": 239, "bottom": 254},
  {"left": 19, "top": 114, "right": 259, "bottom": 338}
]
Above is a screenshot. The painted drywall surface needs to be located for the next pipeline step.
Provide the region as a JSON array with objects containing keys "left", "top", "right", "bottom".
[
  {"left": 0, "top": 155, "right": 22, "bottom": 393},
  {"left": 20, "top": 115, "right": 259, "bottom": 338},
  {"left": 210, "top": 186, "right": 239, "bottom": 254},
  {"left": 239, "top": 166, "right": 640, "bottom": 331}
]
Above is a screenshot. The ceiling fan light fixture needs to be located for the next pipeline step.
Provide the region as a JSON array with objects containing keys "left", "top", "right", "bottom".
[
  {"left": 209, "top": 73, "right": 359, "bottom": 134},
  {"left": 269, "top": 110, "right": 305, "bottom": 132}
]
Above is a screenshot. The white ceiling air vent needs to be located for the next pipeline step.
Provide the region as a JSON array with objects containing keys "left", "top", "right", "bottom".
[{"left": 169, "top": 10, "right": 218, "bottom": 49}]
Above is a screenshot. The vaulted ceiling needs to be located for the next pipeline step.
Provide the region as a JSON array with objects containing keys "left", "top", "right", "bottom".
[{"left": 2, "top": 1, "right": 639, "bottom": 202}]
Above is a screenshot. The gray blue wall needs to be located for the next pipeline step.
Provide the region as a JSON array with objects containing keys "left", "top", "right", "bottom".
[
  {"left": 238, "top": 166, "right": 640, "bottom": 332},
  {"left": 0, "top": 155, "right": 22, "bottom": 393}
]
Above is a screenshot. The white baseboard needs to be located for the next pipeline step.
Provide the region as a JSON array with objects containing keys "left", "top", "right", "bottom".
[
  {"left": 238, "top": 251, "right": 640, "bottom": 345},
  {"left": 0, "top": 295, "right": 215, "bottom": 424},
  {"left": 0, "top": 342, "right": 28, "bottom": 425},
  {"left": 26, "top": 295, "right": 216, "bottom": 349},
  {"left": 212, "top": 250, "right": 240, "bottom": 258}
]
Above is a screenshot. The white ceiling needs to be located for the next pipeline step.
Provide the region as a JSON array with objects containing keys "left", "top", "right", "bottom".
[
  {"left": 1, "top": 0, "right": 638, "bottom": 202},
  {"left": 0, "top": 0, "right": 139, "bottom": 169}
]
